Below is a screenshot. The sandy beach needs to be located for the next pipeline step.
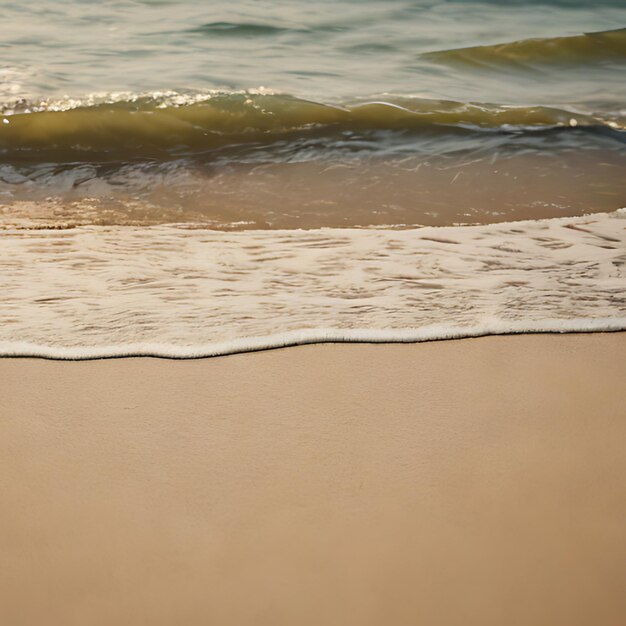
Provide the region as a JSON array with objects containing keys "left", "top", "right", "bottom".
[
  {"left": 3, "top": 2, "right": 625, "bottom": 625},
  {"left": 1, "top": 332, "right": 625, "bottom": 626}
]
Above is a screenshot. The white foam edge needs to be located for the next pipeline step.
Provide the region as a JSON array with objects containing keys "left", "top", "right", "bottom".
[{"left": 1, "top": 317, "right": 624, "bottom": 360}]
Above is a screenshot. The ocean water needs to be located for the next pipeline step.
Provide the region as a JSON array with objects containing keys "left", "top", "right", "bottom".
[{"left": 1, "top": 0, "right": 625, "bottom": 355}]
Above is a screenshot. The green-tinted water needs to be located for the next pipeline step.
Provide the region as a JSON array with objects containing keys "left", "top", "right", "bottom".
[{"left": 1, "top": 1, "right": 625, "bottom": 228}]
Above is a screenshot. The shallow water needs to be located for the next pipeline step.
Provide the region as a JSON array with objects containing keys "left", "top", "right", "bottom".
[
  {"left": 1, "top": 1, "right": 625, "bottom": 353},
  {"left": 1, "top": 1, "right": 625, "bottom": 228},
  {"left": 1, "top": 210, "right": 624, "bottom": 357},
  {"left": 2, "top": 1, "right": 625, "bottom": 104}
]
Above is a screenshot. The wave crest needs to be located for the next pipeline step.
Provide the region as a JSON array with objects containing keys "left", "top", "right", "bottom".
[
  {"left": 423, "top": 28, "right": 626, "bottom": 69},
  {"left": 1, "top": 92, "right": 622, "bottom": 162}
]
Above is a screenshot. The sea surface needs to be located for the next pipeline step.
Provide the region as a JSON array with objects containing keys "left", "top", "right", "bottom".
[{"left": 1, "top": 0, "right": 625, "bottom": 355}]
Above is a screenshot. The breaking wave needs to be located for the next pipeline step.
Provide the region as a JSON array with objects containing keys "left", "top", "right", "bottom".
[{"left": 1, "top": 91, "right": 623, "bottom": 162}]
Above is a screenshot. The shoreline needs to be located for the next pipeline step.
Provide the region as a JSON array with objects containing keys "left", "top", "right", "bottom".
[
  {"left": 2, "top": 333, "right": 625, "bottom": 625},
  {"left": 1, "top": 325, "right": 625, "bottom": 360}
]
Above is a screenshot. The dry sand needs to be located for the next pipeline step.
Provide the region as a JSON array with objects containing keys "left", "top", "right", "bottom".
[{"left": 1, "top": 333, "right": 625, "bottom": 626}]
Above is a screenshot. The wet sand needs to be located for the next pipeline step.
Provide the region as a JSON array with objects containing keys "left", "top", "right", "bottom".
[{"left": 1, "top": 333, "right": 625, "bottom": 626}]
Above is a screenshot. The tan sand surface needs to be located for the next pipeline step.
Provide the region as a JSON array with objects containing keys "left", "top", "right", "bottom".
[{"left": 1, "top": 333, "right": 625, "bottom": 626}]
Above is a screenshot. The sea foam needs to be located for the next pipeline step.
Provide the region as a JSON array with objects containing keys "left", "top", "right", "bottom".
[{"left": 1, "top": 210, "right": 624, "bottom": 359}]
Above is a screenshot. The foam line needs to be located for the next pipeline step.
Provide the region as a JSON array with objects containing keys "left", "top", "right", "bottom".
[{"left": 1, "top": 319, "right": 625, "bottom": 360}]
